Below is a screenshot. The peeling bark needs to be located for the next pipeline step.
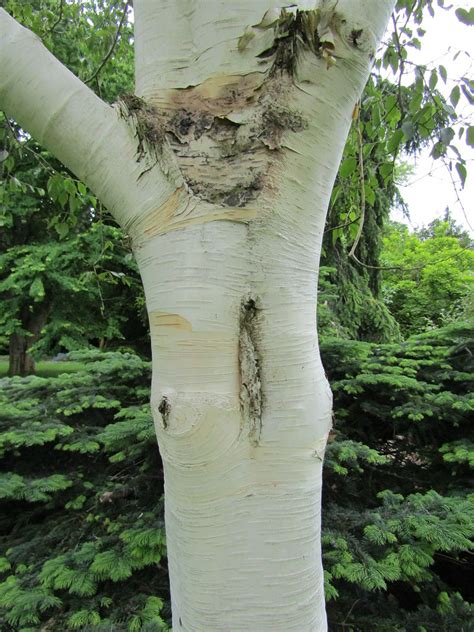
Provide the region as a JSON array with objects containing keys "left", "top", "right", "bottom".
[
  {"left": 239, "top": 297, "right": 262, "bottom": 445},
  {"left": 119, "top": 73, "right": 309, "bottom": 211}
]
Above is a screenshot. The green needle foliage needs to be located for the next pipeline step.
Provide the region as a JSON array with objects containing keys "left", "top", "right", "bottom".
[
  {"left": 0, "top": 351, "right": 169, "bottom": 631},
  {"left": 1, "top": 322, "right": 472, "bottom": 630},
  {"left": 322, "top": 321, "right": 473, "bottom": 630}
]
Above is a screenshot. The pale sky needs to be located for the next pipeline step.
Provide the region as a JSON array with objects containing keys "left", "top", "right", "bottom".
[{"left": 390, "top": 3, "right": 473, "bottom": 234}]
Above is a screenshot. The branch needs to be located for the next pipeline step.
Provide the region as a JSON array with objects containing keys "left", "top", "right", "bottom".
[
  {"left": 48, "top": 0, "right": 64, "bottom": 34},
  {"left": 84, "top": 1, "right": 129, "bottom": 85},
  {"left": 349, "top": 110, "right": 365, "bottom": 260},
  {"left": 0, "top": 9, "right": 176, "bottom": 230}
]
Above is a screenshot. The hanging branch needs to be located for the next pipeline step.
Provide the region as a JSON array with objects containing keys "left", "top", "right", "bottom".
[
  {"left": 442, "top": 155, "right": 473, "bottom": 232},
  {"left": 84, "top": 1, "right": 129, "bottom": 86},
  {"left": 324, "top": 214, "right": 361, "bottom": 234},
  {"left": 350, "top": 243, "right": 471, "bottom": 272},
  {"left": 349, "top": 106, "right": 366, "bottom": 260},
  {"left": 47, "top": 0, "right": 64, "bottom": 34}
]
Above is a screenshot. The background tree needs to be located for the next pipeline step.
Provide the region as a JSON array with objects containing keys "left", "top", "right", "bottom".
[
  {"left": 318, "top": 0, "right": 473, "bottom": 342},
  {"left": 0, "top": 128, "right": 146, "bottom": 375},
  {"left": 0, "top": 3, "right": 146, "bottom": 375},
  {"left": 381, "top": 217, "right": 473, "bottom": 336}
]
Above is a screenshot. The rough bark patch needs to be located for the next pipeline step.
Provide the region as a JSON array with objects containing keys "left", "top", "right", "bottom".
[
  {"left": 158, "top": 396, "right": 171, "bottom": 429},
  {"left": 252, "top": 8, "right": 339, "bottom": 75},
  {"left": 117, "top": 94, "right": 164, "bottom": 161},
  {"left": 239, "top": 297, "right": 262, "bottom": 445}
]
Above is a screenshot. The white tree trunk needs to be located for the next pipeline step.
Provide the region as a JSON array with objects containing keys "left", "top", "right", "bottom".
[{"left": 0, "top": 2, "right": 395, "bottom": 629}]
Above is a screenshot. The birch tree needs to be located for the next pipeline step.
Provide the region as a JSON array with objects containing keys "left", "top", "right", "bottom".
[{"left": 0, "top": 1, "right": 396, "bottom": 629}]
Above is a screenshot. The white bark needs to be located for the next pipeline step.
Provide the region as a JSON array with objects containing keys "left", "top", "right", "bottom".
[
  {"left": 0, "top": 2, "right": 395, "bottom": 629},
  {"left": 0, "top": 8, "right": 176, "bottom": 228}
]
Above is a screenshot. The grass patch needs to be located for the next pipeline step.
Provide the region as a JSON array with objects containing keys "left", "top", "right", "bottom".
[{"left": 0, "top": 361, "right": 86, "bottom": 378}]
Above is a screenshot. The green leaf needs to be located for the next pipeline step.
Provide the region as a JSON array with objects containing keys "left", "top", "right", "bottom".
[
  {"left": 379, "top": 163, "right": 393, "bottom": 183},
  {"left": 77, "top": 182, "right": 87, "bottom": 196},
  {"left": 408, "top": 88, "right": 423, "bottom": 115},
  {"left": 55, "top": 223, "right": 69, "bottom": 239},
  {"left": 450, "top": 85, "right": 461, "bottom": 107},
  {"left": 387, "top": 129, "right": 403, "bottom": 154},
  {"left": 47, "top": 174, "right": 65, "bottom": 200},
  {"left": 365, "top": 184, "right": 375, "bottom": 206},
  {"left": 431, "top": 141, "right": 445, "bottom": 159},
  {"left": 339, "top": 157, "right": 358, "bottom": 178},
  {"left": 456, "top": 162, "right": 467, "bottom": 188},
  {"left": 58, "top": 190, "right": 68, "bottom": 208},
  {"left": 401, "top": 120, "right": 415, "bottom": 141},
  {"left": 0, "top": 557, "right": 11, "bottom": 573},
  {"left": 439, "top": 127, "right": 454, "bottom": 146},
  {"left": 466, "top": 126, "right": 474, "bottom": 148},
  {"left": 455, "top": 7, "right": 474, "bottom": 25},
  {"left": 438, "top": 65, "right": 447, "bottom": 83},
  {"left": 64, "top": 179, "right": 76, "bottom": 196}
]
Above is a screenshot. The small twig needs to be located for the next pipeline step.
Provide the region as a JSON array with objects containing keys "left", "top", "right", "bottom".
[
  {"left": 342, "top": 599, "right": 361, "bottom": 626},
  {"left": 93, "top": 265, "right": 107, "bottom": 317},
  {"left": 350, "top": 250, "right": 414, "bottom": 271},
  {"left": 84, "top": 1, "right": 129, "bottom": 85},
  {"left": 434, "top": 552, "right": 474, "bottom": 566},
  {"left": 349, "top": 247, "right": 471, "bottom": 273},
  {"left": 4, "top": 115, "right": 96, "bottom": 191},
  {"left": 390, "top": 13, "right": 406, "bottom": 116},
  {"left": 48, "top": 0, "right": 64, "bottom": 34},
  {"left": 324, "top": 214, "right": 361, "bottom": 234},
  {"left": 441, "top": 155, "right": 473, "bottom": 232},
  {"left": 349, "top": 111, "right": 365, "bottom": 260}
]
